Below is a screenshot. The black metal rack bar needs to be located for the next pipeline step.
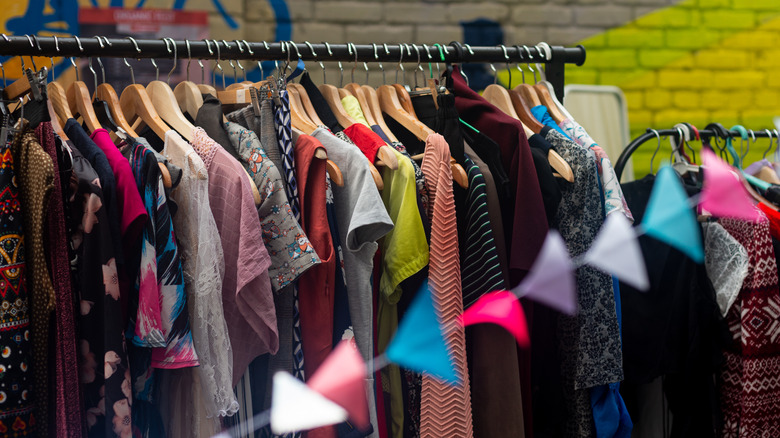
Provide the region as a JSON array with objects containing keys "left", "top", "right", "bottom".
[
  {"left": 0, "top": 36, "right": 586, "bottom": 97},
  {"left": 615, "top": 127, "right": 778, "bottom": 180}
]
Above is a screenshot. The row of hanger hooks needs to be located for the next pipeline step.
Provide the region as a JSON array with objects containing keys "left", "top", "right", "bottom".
[{"left": 0, "top": 34, "right": 574, "bottom": 90}]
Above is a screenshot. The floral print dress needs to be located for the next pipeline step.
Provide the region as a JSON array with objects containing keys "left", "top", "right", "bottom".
[
  {"left": 66, "top": 144, "right": 133, "bottom": 438},
  {"left": 0, "top": 135, "right": 34, "bottom": 436}
]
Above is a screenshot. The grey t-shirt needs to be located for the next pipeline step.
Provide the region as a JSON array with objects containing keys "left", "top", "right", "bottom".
[{"left": 312, "top": 128, "right": 393, "bottom": 438}]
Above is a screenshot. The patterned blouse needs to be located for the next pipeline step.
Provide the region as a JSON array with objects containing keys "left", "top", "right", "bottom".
[
  {"left": 558, "top": 118, "right": 633, "bottom": 223},
  {"left": 224, "top": 121, "right": 320, "bottom": 291},
  {"left": 66, "top": 143, "right": 133, "bottom": 438},
  {"left": 0, "top": 133, "right": 34, "bottom": 435}
]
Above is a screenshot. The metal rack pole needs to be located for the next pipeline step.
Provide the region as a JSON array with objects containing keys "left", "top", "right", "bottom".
[
  {"left": 0, "top": 36, "right": 586, "bottom": 65},
  {"left": 614, "top": 127, "right": 777, "bottom": 180}
]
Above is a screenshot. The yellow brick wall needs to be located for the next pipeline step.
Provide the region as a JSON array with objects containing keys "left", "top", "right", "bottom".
[{"left": 565, "top": 0, "right": 780, "bottom": 176}]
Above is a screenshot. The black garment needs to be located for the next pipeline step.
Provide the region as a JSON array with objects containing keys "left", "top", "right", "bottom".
[
  {"left": 462, "top": 128, "right": 511, "bottom": 207},
  {"left": 619, "top": 174, "right": 728, "bottom": 437},
  {"left": 64, "top": 118, "right": 124, "bottom": 263},
  {"left": 762, "top": 184, "right": 780, "bottom": 206},
  {"left": 411, "top": 93, "right": 465, "bottom": 163},
  {"left": 195, "top": 94, "right": 242, "bottom": 160},
  {"left": 528, "top": 131, "right": 563, "bottom": 228},
  {"left": 384, "top": 115, "right": 425, "bottom": 156},
  {"left": 300, "top": 72, "right": 344, "bottom": 133}
]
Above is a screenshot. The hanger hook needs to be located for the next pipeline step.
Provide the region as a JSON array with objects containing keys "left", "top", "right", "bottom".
[
  {"left": 24, "top": 35, "right": 37, "bottom": 72},
  {"left": 500, "top": 44, "right": 510, "bottom": 86},
  {"left": 220, "top": 40, "right": 237, "bottom": 84},
  {"left": 150, "top": 58, "right": 159, "bottom": 81},
  {"left": 396, "top": 43, "right": 405, "bottom": 84},
  {"left": 87, "top": 57, "right": 98, "bottom": 100},
  {"left": 763, "top": 129, "right": 774, "bottom": 159},
  {"left": 350, "top": 43, "right": 357, "bottom": 83},
  {"left": 412, "top": 44, "right": 422, "bottom": 89},
  {"left": 69, "top": 56, "right": 78, "bottom": 82},
  {"left": 522, "top": 45, "right": 536, "bottom": 83},
  {"left": 323, "top": 41, "right": 333, "bottom": 84},
  {"left": 163, "top": 38, "right": 177, "bottom": 84},
  {"left": 234, "top": 40, "right": 246, "bottom": 81},
  {"left": 513, "top": 45, "right": 526, "bottom": 84},
  {"left": 185, "top": 39, "right": 192, "bottom": 82},
  {"left": 774, "top": 130, "right": 780, "bottom": 160},
  {"left": 649, "top": 129, "right": 663, "bottom": 175},
  {"left": 212, "top": 39, "right": 225, "bottom": 88}
]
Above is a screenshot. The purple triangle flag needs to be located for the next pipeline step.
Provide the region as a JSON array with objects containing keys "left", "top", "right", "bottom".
[
  {"left": 512, "top": 230, "right": 577, "bottom": 315},
  {"left": 583, "top": 214, "right": 649, "bottom": 291}
]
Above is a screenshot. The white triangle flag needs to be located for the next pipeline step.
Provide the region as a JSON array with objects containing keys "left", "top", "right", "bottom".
[
  {"left": 270, "top": 372, "right": 348, "bottom": 434},
  {"left": 512, "top": 230, "right": 577, "bottom": 315},
  {"left": 583, "top": 214, "right": 649, "bottom": 291}
]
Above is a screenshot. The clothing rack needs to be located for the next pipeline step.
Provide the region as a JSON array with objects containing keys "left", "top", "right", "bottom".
[
  {"left": 0, "top": 36, "right": 586, "bottom": 99},
  {"left": 615, "top": 126, "right": 778, "bottom": 181}
]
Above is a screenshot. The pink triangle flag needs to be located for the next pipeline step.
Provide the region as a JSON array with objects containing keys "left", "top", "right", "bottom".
[
  {"left": 460, "top": 291, "right": 529, "bottom": 346},
  {"left": 583, "top": 214, "right": 649, "bottom": 291},
  {"left": 307, "top": 341, "right": 370, "bottom": 431},
  {"left": 700, "top": 148, "right": 761, "bottom": 221},
  {"left": 512, "top": 230, "right": 577, "bottom": 315}
]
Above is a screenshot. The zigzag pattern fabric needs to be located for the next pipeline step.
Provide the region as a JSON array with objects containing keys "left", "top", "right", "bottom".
[
  {"left": 419, "top": 133, "right": 474, "bottom": 438},
  {"left": 719, "top": 214, "right": 780, "bottom": 438}
]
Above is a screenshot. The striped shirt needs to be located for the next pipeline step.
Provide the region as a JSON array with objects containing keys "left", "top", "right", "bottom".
[{"left": 461, "top": 155, "right": 507, "bottom": 308}]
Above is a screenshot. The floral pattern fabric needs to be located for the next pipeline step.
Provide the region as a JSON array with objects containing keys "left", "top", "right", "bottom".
[
  {"left": 122, "top": 140, "right": 198, "bottom": 369},
  {"left": 224, "top": 122, "right": 320, "bottom": 291},
  {"left": 559, "top": 118, "right": 633, "bottom": 223},
  {"left": 66, "top": 143, "right": 133, "bottom": 438},
  {"left": 0, "top": 136, "right": 34, "bottom": 436}
]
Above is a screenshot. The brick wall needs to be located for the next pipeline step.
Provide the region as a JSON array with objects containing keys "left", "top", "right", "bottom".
[{"left": 6, "top": 0, "right": 780, "bottom": 174}]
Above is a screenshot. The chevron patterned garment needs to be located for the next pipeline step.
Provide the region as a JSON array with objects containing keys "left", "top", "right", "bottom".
[
  {"left": 419, "top": 133, "right": 474, "bottom": 438},
  {"left": 718, "top": 214, "right": 780, "bottom": 438}
]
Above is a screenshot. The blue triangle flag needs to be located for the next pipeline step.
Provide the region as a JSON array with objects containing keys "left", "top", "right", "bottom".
[
  {"left": 385, "top": 281, "right": 457, "bottom": 384},
  {"left": 641, "top": 166, "right": 704, "bottom": 263}
]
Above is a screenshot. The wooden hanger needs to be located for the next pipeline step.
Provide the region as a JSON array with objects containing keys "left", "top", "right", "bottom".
[
  {"left": 318, "top": 83, "right": 358, "bottom": 128},
  {"left": 290, "top": 124, "right": 345, "bottom": 187},
  {"left": 3, "top": 76, "right": 33, "bottom": 101},
  {"left": 378, "top": 85, "right": 433, "bottom": 141},
  {"left": 344, "top": 83, "right": 377, "bottom": 126},
  {"left": 288, "top": 87, "right": 319, "bottom": 134},
  {"left": 120, "top": 84, "right": 172, "bottom": 141},
  {"left": 288, "top": 83, "right": 324, "bottom": 127},
  {"left": 312, "top": 85, "right": 385, "bottom": 188},
  {"left": 500, "top": 87, "right": 575, "bottom": 183},
  {"left": 47, "top": 82, "right": 71, "bottom": 140},
  {"left": 146, "top": 80, "right": 197, "bottom": 142},
  {"left": 174, "top": 81, "right": 204, "bottom": 120},
  {"left": 96, "top": 83, "right": 172, "bottom": 188},
  {"left": 96, "top": 83, "right": 138, "bottom": 137},
  {"left": 484, "top": 84, "right": 520, "bottom": 120},
  {"left": 379, "top": 85, "right": 468, "bottom": 188},
  {"left": 197, "top": 84, "right": 217, "bottom": 97},
  {"left": 509, "top": 89, "right": 544, "bottom": 134},
  {"left": 361, "top": 85, "right": 398, "bottom": 142},
  {"left": 392, "top": 84, "right": 417, "bottom": 117},
  {"left": 516, "top": 84, "right": 542, "bottom": 108},
  {"left": 534, "top": 83, "right": 566, "bottom": 124},
  {"left": 66, "top": 81, "right": 101, "bottom": 133}
]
